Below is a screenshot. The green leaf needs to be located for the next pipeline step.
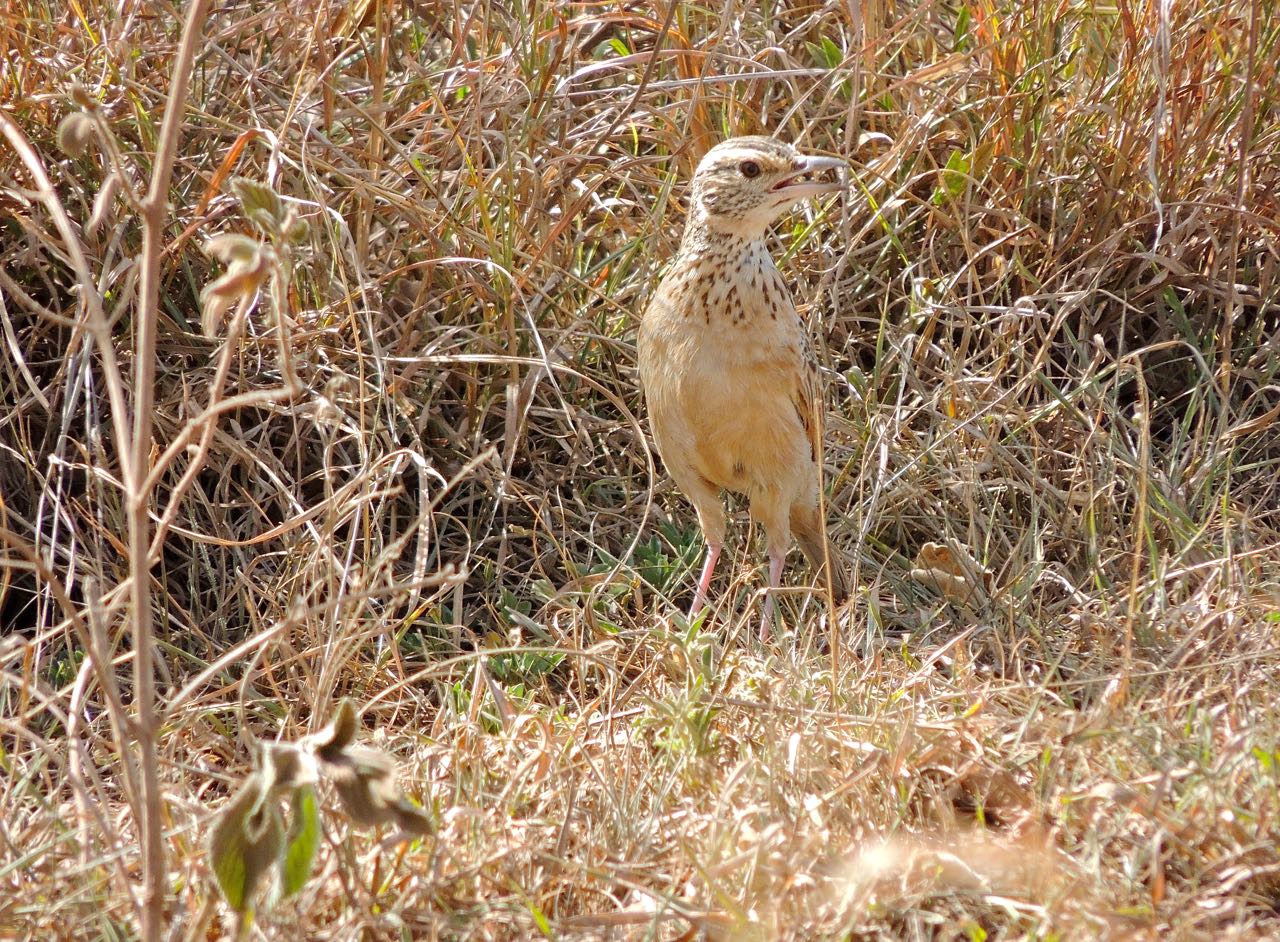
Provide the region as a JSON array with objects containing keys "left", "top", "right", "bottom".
[
  {"left": 932, "top": 150, "right": 971, "bottom": 205},
  {"left": 231, "top": 178, "right": 285, "bottom": 235},
  {"left": 281, "top": 786, "right": 321, "bottom": 898},
  {"left": 805, "top": 36, "right": 844, "bottom": 70},
  {"left": 208, "top": 772, "right": 286, "bottom": 915},
  {"left": 526, "top": 900, "right": 552, "bottom": 938},
  {"left": 955, "top": 4, "right": 972, "bottom": 50},
  {"left": 284, "top": 215, "right": 310, "bottom": 244},
  {"left": 247, "top": 207, "right": 280, "bottom": 234},
  {"left": 820, "top": 35, "right": 843, "bottom": 69}
]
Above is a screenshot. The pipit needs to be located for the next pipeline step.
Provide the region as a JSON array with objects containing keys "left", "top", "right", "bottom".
[{"left": 638, "top": 136, "right": 852, "bottom": 635}]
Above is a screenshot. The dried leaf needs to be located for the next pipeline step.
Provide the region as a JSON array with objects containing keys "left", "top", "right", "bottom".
[
  {"left": 389, "top": 797, "right": 435, "bottom": 836},
  {"left": 329, "top": 0, "right": 380, "bottom": 40},
  {"left": 200, "top": 240, "right": 273, "bottom": 336},
  {"left": 308, "top": 701, "right": 433, "bottom": 834},
  {"left": 326, "top": 745, "right": 432, "bottom": 835},
  {"left": 200, "top": 265, "right": 263, "bottom": 335},
  {"left": 1227, "top": 392, "right": 1280, "bottom": 439},
  {"left": 910, "top": 541, "right": 992, "bottom": 604},
  {"left": 198, "top": 285, "right": 236, "bottom": 338},
  {"left": 87, "top": 172, "right": 121, "bottom": 237},
  {"left": 261, "top": 741, "right": 318, "bottom": 791},
  {"left": 314, "top": 699, "right": 358, "bottom": 761},
  {"left": 68, "top": 82, "right": 97, "bottom": 110},
  {"left": 328, "top": 745, "right": 396, "bottom": 827},
  {"left": 204, "top": 233, "right": 264, "bottom": 266}
]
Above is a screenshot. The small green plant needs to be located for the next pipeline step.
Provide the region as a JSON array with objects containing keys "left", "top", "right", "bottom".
[
  {"left": 639, "top": 673, "right": 721, "bottom": 766},
  {"left": 207, "top": 701, "right": 431, "bottom": 937}
]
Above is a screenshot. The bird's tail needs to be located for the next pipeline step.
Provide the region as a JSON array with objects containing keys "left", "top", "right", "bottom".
[{"left": 792, "top": 505, "right": 851, "bottom": 604}]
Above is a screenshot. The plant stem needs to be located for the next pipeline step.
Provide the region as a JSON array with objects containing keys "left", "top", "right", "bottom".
[{"left": 131, "top": 2, "right": 211, "bottom": 939}]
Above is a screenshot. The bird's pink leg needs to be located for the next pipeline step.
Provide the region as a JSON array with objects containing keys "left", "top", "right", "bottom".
[
  {"left": 760, "top": 550, "right": 786, "bottom": 641},
  {"left": 688, "top": 541, "right": 721, "bottom": 619}
]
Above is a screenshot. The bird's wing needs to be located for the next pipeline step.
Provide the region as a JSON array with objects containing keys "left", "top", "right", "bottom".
[{"left": 792, "top": 328, "right": 823, "bottom": 467}]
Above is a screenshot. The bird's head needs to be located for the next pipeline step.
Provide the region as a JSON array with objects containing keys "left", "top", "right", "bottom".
[{"left": 687, "top": 136, "right": 846, "bottom": 239}]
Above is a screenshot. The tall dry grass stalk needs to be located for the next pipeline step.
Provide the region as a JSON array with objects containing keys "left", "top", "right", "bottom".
[
  {"left": 1, "top": 0, "right": 1278, "bottom": 938},
  {"left": 127, "top": 5, "right": 211, "bottom": 938},
  {"left": 5, "top": 4, "right": 213, "bottom": 939}
]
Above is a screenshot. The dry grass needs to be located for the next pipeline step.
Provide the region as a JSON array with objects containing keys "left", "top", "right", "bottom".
[{"left": 2, "top": 0, "right": 1280, "bottom": 938}]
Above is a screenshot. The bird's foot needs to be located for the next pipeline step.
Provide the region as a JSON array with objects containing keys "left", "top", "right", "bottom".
[{"left": 759, "top": 550, "right": 785, "bottom": 642}]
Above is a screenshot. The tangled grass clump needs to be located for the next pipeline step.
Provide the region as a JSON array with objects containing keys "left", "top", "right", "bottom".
[{"left": 1, "top": 0, "right": 1279, "bottom": 938}]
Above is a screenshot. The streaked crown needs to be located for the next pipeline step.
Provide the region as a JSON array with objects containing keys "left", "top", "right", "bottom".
[{"left": 688, "top": 136, "right": 846, "bottom": 237}]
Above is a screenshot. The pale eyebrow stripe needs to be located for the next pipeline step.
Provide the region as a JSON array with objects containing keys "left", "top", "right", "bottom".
[{"left": 712, "top": 147, "right": 790, "bottom": 166}]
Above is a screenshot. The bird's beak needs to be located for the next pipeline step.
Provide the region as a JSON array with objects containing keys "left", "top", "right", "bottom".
[{"left": 771, "top": 154, "right": 847, "bottom": 199}]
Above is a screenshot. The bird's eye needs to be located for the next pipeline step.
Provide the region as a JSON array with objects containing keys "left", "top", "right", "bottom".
[{"left": 739, "top": 160, "right": 761, "bottom": 179}]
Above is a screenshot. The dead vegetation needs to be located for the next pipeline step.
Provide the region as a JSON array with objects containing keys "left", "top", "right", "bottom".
[{"left": 2, "top": 0, "right": 1279, "bottom": 938}]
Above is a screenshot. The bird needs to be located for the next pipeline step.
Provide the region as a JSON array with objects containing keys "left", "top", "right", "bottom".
[{"left": 637, "top": 135, "right": 852, "bottom": 636}]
